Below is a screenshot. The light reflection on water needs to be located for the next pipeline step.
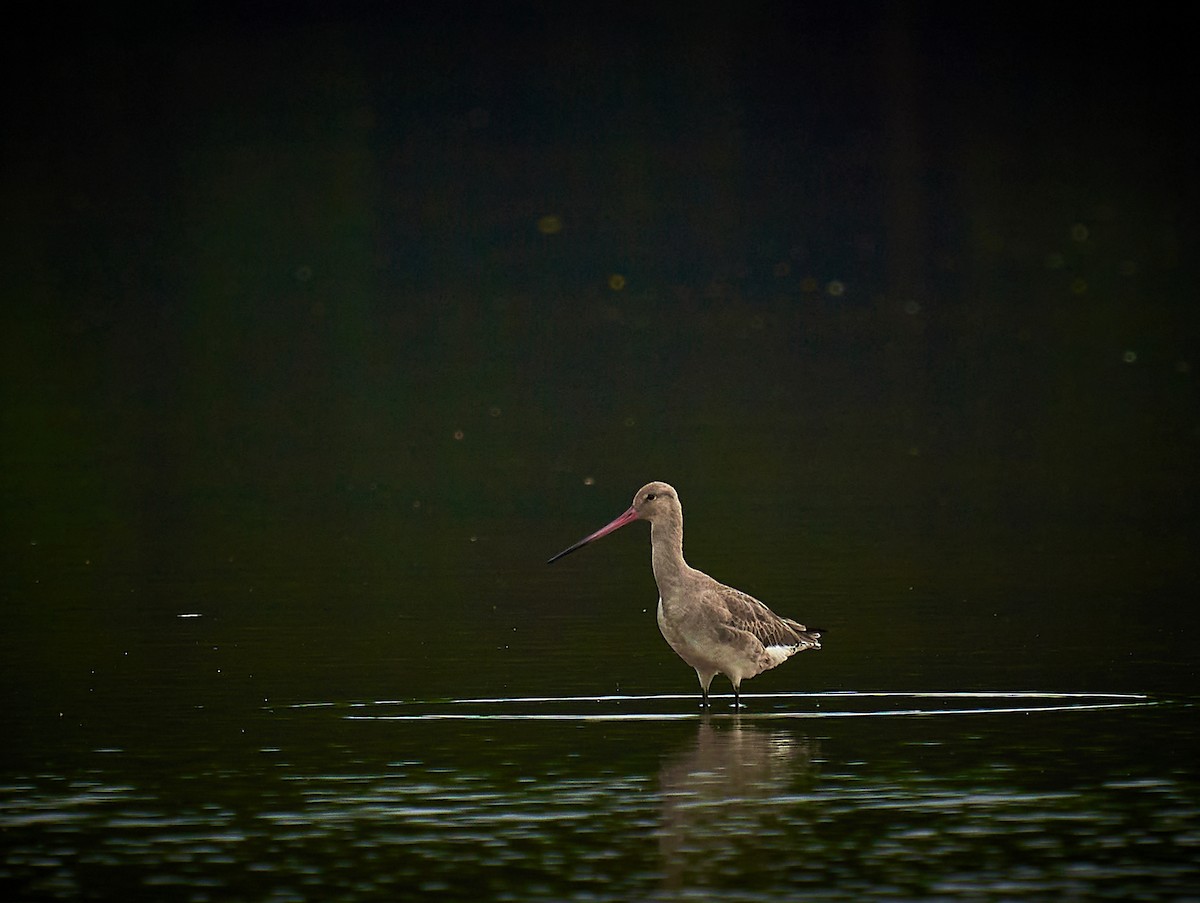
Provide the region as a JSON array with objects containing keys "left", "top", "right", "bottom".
[
  {"left": 2, "top": 702, "right": 1197, "bottom": 900},
  {"left": 330, "top": 690, "right": 1157, "bottom": 722}
]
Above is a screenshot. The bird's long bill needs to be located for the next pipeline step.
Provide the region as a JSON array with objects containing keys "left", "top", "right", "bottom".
[{"left": 547, "top": 506, "right": 640, "bottom": 564}]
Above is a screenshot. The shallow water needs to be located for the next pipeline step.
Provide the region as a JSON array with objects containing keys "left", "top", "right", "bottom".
[
  {"left": 2, "top": 692, "right": 1196, "bottom": 901},
  {"left": 5, "top": 486, "right": 1200, "bottom": 900},
  {"left": 4, "top": 474, "right": 1199, "bottom": 901}
]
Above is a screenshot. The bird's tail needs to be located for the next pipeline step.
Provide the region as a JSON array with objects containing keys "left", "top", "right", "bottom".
[{"left": 784, "top": 619, "right": 824, "bottom": 650}]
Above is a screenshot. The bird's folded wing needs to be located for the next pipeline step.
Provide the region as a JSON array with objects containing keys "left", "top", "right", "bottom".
[{"left": 711, "top": 585, "right": 814, "bottom": 648}]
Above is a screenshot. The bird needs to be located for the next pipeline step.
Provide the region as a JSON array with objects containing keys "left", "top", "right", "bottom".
[{"left": 548, "top": 481, "right": 822, "bottom": 707}]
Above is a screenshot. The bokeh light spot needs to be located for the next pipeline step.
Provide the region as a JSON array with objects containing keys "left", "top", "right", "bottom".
[
  {"left": 537, "top": 214, "right": 563, "bottom": 235},
  {"left": 608, "top": 273, "right": 626, "bottom": 291}
]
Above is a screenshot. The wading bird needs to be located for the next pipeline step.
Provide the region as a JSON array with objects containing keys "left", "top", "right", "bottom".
[{"left": 548, "top": 482, "right": 822, "bottom": 707}]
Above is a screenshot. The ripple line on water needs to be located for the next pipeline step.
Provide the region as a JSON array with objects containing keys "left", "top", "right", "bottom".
[
  {"left": 324, "top": 692, "right": 1159, "bottom": 723},
  {"left": 285, "top": 690, "right": 1150, "bottom": 710}
]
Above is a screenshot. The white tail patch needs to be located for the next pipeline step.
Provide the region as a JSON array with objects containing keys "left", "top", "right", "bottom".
[{"left": 763, "top": 644, "right": 797, "bottom": 667}]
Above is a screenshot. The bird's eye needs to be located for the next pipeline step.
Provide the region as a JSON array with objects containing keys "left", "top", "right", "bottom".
[{"left": 645, "top": 493, "right": 656, "bottom": 501}]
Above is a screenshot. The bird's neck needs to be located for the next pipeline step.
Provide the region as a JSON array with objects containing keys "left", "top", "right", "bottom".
[{"left": 650, "top": 517, "right": 689, "bottom": 597}]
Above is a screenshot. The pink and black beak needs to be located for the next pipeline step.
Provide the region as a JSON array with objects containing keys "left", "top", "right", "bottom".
[{"left": 547, "top": 505, "right": 640, "bottom": 564}]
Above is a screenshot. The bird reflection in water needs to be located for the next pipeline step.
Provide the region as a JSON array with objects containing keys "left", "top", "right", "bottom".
[{"left": 657, "top": 716, "right": 819, "bottom": 890}]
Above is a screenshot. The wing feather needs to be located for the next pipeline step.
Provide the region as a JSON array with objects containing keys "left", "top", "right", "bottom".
[{"left": 709, "top": 585, "right": 821, "bottom": 651}]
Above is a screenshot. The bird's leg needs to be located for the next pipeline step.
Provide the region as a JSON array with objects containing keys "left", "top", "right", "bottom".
[
  {"left": 732, "top": 682, "right": 742, "bottom": 709},
  {"left": 700, "top": 685, "right": 709, "bottom": 708}
]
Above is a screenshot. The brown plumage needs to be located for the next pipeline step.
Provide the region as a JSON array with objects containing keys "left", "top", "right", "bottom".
[{"left": 548, "top": 481, "right": 823, "bottom": 707}]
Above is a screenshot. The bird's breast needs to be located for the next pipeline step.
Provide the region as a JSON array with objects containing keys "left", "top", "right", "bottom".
[{"left": 657, "top": 593, "right": 723, "bottom": 656}]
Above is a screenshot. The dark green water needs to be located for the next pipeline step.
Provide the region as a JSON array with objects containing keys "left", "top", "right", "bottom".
[
  {"left": 2, "top": 701, "right": 1197, "bottom": 901},
  {"left": 4, "top": 5, "right": 1199, "bottom": 899},
  {"left": 3, "top": 487, "right": 1198, "bottom": 900}
]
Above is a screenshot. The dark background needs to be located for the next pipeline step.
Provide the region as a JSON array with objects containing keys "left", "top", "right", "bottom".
[{"left": 2, "top": 2, "right": 1198, "bottom": 721}]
